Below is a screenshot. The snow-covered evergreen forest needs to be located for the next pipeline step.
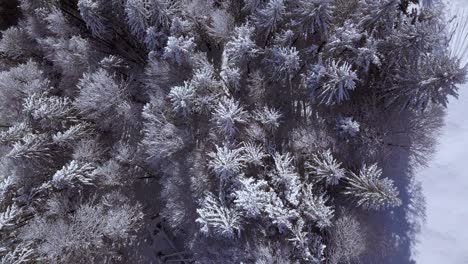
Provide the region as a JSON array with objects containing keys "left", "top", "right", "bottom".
[{"left": 0, "top": 0, "right": 465, "bottom": 263}]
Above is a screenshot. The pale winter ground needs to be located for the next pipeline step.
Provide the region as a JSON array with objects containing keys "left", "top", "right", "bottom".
[{"left": 415, "top": 1, "right": 468, "bottom": 263}]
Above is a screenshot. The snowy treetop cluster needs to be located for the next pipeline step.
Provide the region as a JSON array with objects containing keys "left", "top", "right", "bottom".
[{"left": 0, "top": 0, "right": 465, "bottom": 263}]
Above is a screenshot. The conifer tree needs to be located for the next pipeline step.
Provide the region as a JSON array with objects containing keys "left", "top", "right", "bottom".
[
  {"left": 344, "top": 163, "right": 402, "bottom": 210},
  {"left": 305, "top": 149, "right": 346, "bottom": 186},
  {"left": 196, "top": 192, "right": 242, "bottom": 239}
]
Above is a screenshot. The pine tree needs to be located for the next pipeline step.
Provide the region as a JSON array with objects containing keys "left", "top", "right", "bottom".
[
  {"left": 385, "top": 54, "right": 466, "bottom": 110},
  {"left": 52, "top": 161, "right": 96, "bottom": 189},
  {"left": 0, "top": 243, "right": 35, "bottom": 264},
  {"left": 253, "top": 106, "right": 282, "bottom": 132},
  {"left": 211, "top": 97, "right": 249, "bottom": 138},
  {"left": 141, "top": 101, "right": 188, "bottom": 160},
  {"left": 0, "top": 123, "right": 30, "bottom": 145},
  {"left": 292, "top": 0, "right": 331, "bottom": 37},
  {"left": 125, "top": 0, "right": 172, "bottom": 42},
  {"left": 234, "top": 177, "right": 270, "bottom": 218},
  {"left": 309, "top": 59, "right": 358, "bottom": 105},
  {"left": 191, "top": 64, "right": 219, "bottom": 92},
  {"left": 0, "top": 60, "right": 49, "bottom": 121},
  {"left": 196, "top": 192, "right": 242, "bottom": 238},
  {"left": 300, "top": 184, "right": 334, "bottom": 229},
  {"left": 305, "top": 149, "right": 346, "bottom": 186},
  {"left": 75, "top": 68, "right": 131, "bottom": 126},
  {"left": 163, "top": 36, "right": 195, "bottom": 65},
  {"left": 224, "top": 24, "right": 259, "bottom": 67},
  {"left": 344, "top": 163, "right": 401, "bottom": 210},
  {"left": 7, "top": 134, "right": 52, "bottom": 162},
  {"left": 207, "top": 9, "right": 234, "bottom": 43},
  {"left": 39, "top": 36, "right": 89, "bottom": 81},
  {"left": 0, "top": 177, "right": 13, "bottom": 202},
  {"left": 288, "top": 219, "right": 326, "bottom": 263},
  {"left": 242, "top": 142, "right": 267, "bottom": 166},
  {"left": 208, "top": 145, "right": 245, "bottom": 180},
  {"left": 265, "top": 46, "right": 301, "bottom": 81},
  {"left": 220, "top": 65, "right": 242, "bottom": 91},
  {"left": 52, "top": 123, "right": 89, "bottom": 146},
  {"left": 252, "top": 0, "right": 286, "bottom": 35},
  {"left": 0, "top": 204, "right": 19, "bottom": 231},
  {"left": 145, "top": 26, "right": 166, "bottom": 51},
  {"left": 22, "top": 92, "right": 76, "bottom": 128},
  {"left": 336, "top": 116, "right": 360, "bottom": 137},
  {"left": 77, "top": 0, "right": 108, "bottom": 38},
  {"left": 272, "top": 152, "right": 301, "bottom": 206},
  {"left": 0, "top": 26, "right": 33, "bottom": 59},
  {"left": 168, "top": 81, "right": 195, "bottom": 115},
  {"left": 264, "top": 192, "right": 298, "bottom": 233},
  {"left": 43, "top": 7, "right": 77, "bottom": 37}
]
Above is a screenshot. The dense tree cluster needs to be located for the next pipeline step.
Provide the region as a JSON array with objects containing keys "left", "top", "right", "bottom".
[{"left": 0, "top": 0, "right": 465, "bottom": 263}]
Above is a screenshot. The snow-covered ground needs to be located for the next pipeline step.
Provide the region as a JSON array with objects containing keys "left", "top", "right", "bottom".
[
  {"left": 415, "top": 84, "right": 468, "bottom": 264},
  {"left": 415, "top": 1, "right": 468, "bottom": 263}
]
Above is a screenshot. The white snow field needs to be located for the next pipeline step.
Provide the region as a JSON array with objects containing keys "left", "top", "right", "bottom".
[{"left": 415, "top": 1, "right": 468, "bottom": 263}]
